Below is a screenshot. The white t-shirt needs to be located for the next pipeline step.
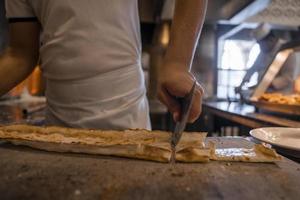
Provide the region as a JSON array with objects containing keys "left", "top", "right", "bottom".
[{"left": 5, "top": 0, "right": 151, "bottom": 130}]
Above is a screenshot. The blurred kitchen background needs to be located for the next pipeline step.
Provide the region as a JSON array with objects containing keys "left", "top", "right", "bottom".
[{"left": 0, "top": 0, "right": 300, "bottom": 135}]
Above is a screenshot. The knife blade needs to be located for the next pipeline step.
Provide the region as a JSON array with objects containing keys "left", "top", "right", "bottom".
[{"left": 170, "top": 81, "right": 196, "bottom": 162}]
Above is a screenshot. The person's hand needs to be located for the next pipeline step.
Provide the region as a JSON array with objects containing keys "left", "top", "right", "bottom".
[{"left": 157, "top": 62, "right": 204, "bottom": 123}]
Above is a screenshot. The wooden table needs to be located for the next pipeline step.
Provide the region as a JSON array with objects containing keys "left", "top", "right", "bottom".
[{"left": 0, "top": 137, "right": 299, "bottom": 200}]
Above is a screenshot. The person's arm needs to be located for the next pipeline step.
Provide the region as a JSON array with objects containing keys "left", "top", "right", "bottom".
[
  {"left": 0, "top": 22, "right": 40, "bottom": 96},
  {"left": 158, "top": 0, "right": 207, "bottom": 122}
]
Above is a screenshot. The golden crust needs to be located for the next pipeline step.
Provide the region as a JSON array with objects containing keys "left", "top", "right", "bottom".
[
  {"left": 210, "top": 144, "right": 281, "bottom": 162},
  {"left": 0, "top": 125, "right": 281, "bottom": 163},
  {"left": 176, "top": 147, "right": 211, "bottom": 162},
  {"left": 0, "top": 124, "right": 206, "bottom": 163},
  {"left": 260, "top": 93, "right": 300, "bottom": 105}
]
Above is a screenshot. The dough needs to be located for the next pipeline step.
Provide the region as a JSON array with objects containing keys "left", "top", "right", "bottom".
[
  {"left": 0, "top": 125, "right": 281, "bottom": 163},
  {"left": 0, "top": 124, "right": 206, "bottom": 162}
]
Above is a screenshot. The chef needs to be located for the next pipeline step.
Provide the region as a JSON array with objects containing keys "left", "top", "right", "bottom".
[{"left": 0, "top": 0, "right": 206, "bottom": 130}]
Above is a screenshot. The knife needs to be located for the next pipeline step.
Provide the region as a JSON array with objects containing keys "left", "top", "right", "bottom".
[{"left": 170, "top": 81, "right": 196, "bottom": 162}]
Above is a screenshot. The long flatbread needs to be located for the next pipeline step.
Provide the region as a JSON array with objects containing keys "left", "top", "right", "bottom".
[
  {"left": 0, "top": 124, "right": 207, "bottom": 162},
  {"left": 0, "top": 125, "right": 281, "bottom": 163}
]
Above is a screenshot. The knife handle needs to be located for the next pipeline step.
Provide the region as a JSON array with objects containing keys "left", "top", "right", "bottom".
[{"left": 176, "top": 81, "right": 196, "bottom": 122}]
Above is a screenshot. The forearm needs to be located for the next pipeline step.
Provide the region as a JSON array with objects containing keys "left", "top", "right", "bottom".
[
  {"left": 164, "top": 0, "right": 207, "bottom": 70},
  {"left": 0, "top": 47, "right": 38, "bottom": 96},
  {"left": 158, "top": 0, "right": 207, "bottom": 122}
]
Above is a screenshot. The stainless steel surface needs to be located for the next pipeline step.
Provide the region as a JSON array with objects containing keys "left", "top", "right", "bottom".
[
  {"left": 251, "top": 48, "right": 294, "bottom": 101},
  {"left": 22, "top": 104, "right": 46, "bottom": 116},
  {"left": 171, "top": 81, "right": 196, "bottom": 148},
  {"left": 0, "top": 101, "right": 46, "bottom": 126},
  {"left": 229, "top": 0, "right": 270, "bottom": 24},
  {"left": 161, "top": 0, "right": 262, "bottom": 24},
  {"left": 250, "top": 100, "right": 300, "bottom": 116},
  {"left": 251, "top": 23, "right": 271, "bottom": 41},
  {"left": 247, "top": 0, "right": 300, "bottom": 27},
  {"left": 203, "top": 101, "right": 300, "bottom": 128}
]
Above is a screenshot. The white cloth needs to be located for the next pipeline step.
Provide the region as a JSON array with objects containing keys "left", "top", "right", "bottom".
[{"left": 6, "top": 0, "right": 151, "bottom": 130}]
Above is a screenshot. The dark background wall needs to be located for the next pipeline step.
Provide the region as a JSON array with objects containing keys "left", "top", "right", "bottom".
[{"left": 0, "top": 0, "right": 8, "bottom": 51}]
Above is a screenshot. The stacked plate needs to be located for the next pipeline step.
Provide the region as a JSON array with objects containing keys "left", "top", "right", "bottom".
[{"left": 250, "top": 127, "right": 300, "bottom": 161}]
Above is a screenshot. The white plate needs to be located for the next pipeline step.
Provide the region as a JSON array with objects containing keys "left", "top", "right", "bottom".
[{"left": 250, "top": 127, "right": 300, "bottom": 151}]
